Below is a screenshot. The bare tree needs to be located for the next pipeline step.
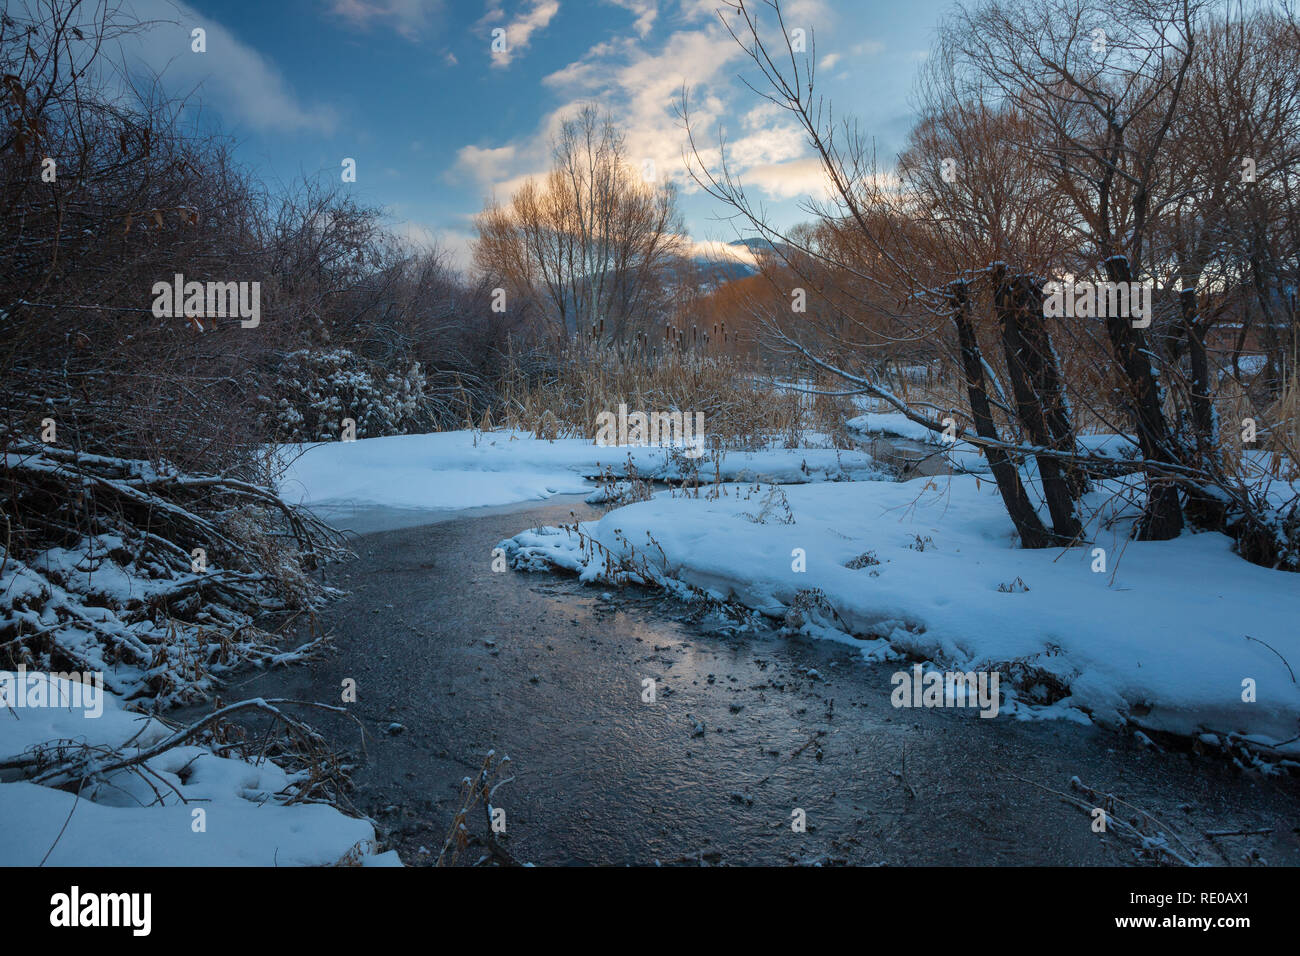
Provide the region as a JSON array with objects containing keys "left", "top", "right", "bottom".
[
  {"left": 683, "top": 0, "right": 1300, "bottom": 568},
  {"left": 474, "top": 104, "right": 683, "bottom": 348}
]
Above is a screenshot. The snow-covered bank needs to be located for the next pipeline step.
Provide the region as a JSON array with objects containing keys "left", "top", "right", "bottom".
[
  {"left": 501, "top": 475, "right": 1300, "bottom": 760},
  {"left": 277, "top": 429, "right": 885, "bottom": 530},
  {"left": 845, "top": 412, "right": 1148, "bottom": 479},
  {"left": 0, "top": 675, "right": 396, "bottom": 866},
  {"left": 0, "top": 448, "right": 393, "bottom": 867}
]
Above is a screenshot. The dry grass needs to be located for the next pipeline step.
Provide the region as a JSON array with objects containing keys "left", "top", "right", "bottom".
[
  {"left": 1213, "top": 373, "right": 1298, "bottom": 482},
  {"left": 483, "top": 335, "right": 1300, "bottom": 494},
  {"left": 495, "top": 340, "right": 853, "bottom": 450},
  {"left": 1262, "top": 372, "right": 1300, "bottom": 479},
  {"left": 435, "top": 750, "right": 518, "bottom": 867}
]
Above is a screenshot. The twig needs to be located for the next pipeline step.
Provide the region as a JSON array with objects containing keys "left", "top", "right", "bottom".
[{"left": 1244, "top": 634, "right": 1297, "bottom": 684}]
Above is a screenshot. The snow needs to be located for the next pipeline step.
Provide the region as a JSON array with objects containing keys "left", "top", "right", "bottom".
[
  {"left": 1076, "top": 432, "right": 1140, "bottom": 459},
  {"left": 277, "top": 429, "right": 885, "bottom": 530},
  {"left": 1236, "top": 354, "right": 1268, "bottom": 375},
  {"left": 847, "top": 414, "right": 1144, "bottom": 476},
  {"left": 11, "top": 419, "right": 1283, "bottom": 867},
  {"left": 0, "top": 781, "right": 395, "bottom": 866},
  {"left": 846, "top": 413, "right": 990, "bottom": 474},
  {"left": 0, "top": 674, "right": 396, "bottom": 866},
  {"left": 846, "top": 412, "right": 940, "bottom": 443},
  {"left": 501, "top": 473, "right": 1300, "bottom": 756}
]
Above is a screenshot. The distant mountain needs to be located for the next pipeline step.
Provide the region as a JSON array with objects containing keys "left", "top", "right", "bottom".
[
  {"left": 726, "top": 237, "right": 795, "bottom": 260},
  {"left": 683, "top": 237, "right": 795, "bottom": 287},
  {"left": 689, "top": 255, "right": 757, "bottom": 284}
]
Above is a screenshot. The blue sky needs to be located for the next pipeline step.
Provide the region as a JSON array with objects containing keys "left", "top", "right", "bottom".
[{"left": 121, "top": 0, "right": 956, "bottom": 269}]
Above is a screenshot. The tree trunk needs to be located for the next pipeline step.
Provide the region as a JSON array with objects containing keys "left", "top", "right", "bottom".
[
  {"left": 1179, "top": 286, "right": 1228, "bottom": 530},
  {"left": 993, "top": 269, "right": 1082, "bottom": 541},
  {"left": 1102, "top": 256, "right": 1184, "bottom": 540},
  {"left": 1014, "top": 275, "right": 1089, "bottom": 500},
  {"left": 1179, "top": 287, "right": 1217, "bottom": 460},
  {"left": 949, "top": 281, "right": 1056, "bottom": 549},
  {"left": 1248, "top": 231, "right": 1283, "bottom": 396}
]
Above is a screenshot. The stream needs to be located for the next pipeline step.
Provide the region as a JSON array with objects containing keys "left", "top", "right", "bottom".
[{"left": 211, "top": 496, "right": 1298, "bottom": 866}]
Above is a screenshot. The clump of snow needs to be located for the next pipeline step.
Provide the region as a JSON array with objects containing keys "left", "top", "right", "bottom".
[
  {"left": 258, "top": 347, "right": 429, "bottom": 442},
  {"left": 1235, "top": 354, "right": 1269, "bottom": 376},
  {"left": 0, "top": 674, "right": 395, "bottom": 866},
  {"left": 1075, "top": 432, "right": 1140, "bottom": 460},
  {"left": 846, "top": 412, "right": 940, "bottom": 444}
]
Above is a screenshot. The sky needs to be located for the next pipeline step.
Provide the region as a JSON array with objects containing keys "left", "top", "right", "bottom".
[{"left": 115, "top": 0, "right": 957, "bottom": 271}]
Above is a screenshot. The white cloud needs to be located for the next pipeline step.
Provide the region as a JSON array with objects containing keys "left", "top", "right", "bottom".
[
  {"left": 725, "top": 108, "right": 806, "bottom": 168},
  {"left": 683, "top": 238, "right": 758, "bottom": 267},
  {"left": 328, "top": 0, "right": 443, "bottom": 39},
  {"left": 738, "top": 158, "right": 832, "bottom": 200},
  {"left": 852, "top": 39, "right": 885, "bottom": 56},
  {"left": 395, "top": 220, "right": 439, "bottom": 248},
  {"left": 120, "top": 0, "right": 336, "bottom": 133},
  {"left": 450, "top": 3, "right": 841, "bottom": 209},
  {"left": 449, "top": 143, "right": 521, "bottom": 187},
  {"left": 441, "top": 230, "right": 479, "bottom": 272},
  {"left": 677, "top": 0, "right": 727, "bottom": 23},
  {"left": 783, "top": 0, "right": 832, "bottom": 18},
  {"left": 606, "top": 0, "right": 658, "bottom": 37},
  {"left": 387, "top": 218, "right": 477, "bottom": 273},
  {"left": 487, "top": 0, "right": 561, "bottom": 69},
  {"left": 818, "top": 52, "right": 840, "bottom": 70},
  {"left": 538, "top": 26, "right": 748, "bottom": 190}
]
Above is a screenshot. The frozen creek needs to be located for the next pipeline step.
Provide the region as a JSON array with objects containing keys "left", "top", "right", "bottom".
[{"left": 218, "top": 498, "right": 1300, "bottom": 866}]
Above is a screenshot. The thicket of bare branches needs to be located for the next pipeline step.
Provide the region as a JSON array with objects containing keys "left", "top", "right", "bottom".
[
  {"left": 683, "top": 0, "right": 1300, "bottom": 569},
  {"left": 0, "top": 0, "right": 507, "bottom": 706}
]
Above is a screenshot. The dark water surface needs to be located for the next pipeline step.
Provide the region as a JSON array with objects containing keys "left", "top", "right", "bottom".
[{"left": 218, "top": 499, "right": 1299, "bottom": 866}]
